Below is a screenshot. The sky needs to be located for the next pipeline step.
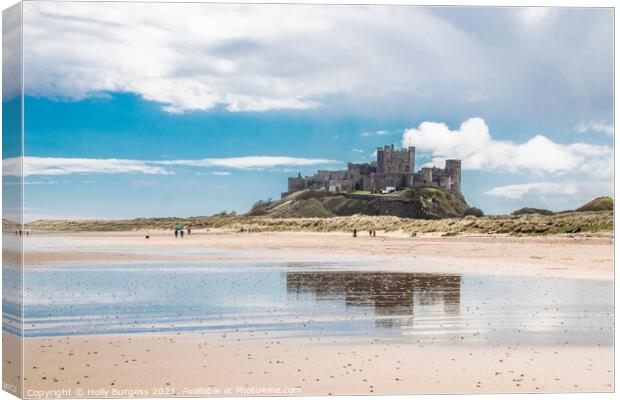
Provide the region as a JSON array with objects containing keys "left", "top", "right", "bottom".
[{"left": 2, "top": 2, "right": 614, "bottom": 220}]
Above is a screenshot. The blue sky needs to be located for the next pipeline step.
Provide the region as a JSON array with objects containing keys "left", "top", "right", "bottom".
[{"left": 4, "top": 3, "right": 614, "bottom": 219}]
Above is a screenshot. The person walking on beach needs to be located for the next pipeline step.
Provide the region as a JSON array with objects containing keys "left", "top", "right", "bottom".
[
  {"left": 174, "top": 230, "right": 178, "bottom": 238},
  {"left": 372, "top": 230, "right": 377, "bottom": 237},
  {"left": 353, "top": 229, "right": 357, "bottom": 237},
  {"left": 187, "top": 228, "right": 191, "bottom": 235},
  {"left": 180, "top": 230, "right": 184, "bottom": 238}
]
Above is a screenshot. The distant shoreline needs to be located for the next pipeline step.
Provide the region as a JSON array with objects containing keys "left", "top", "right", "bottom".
[
  {"left": 17, "top": 230, "right": 615, "bottom": 279},
  {"left": 18, "top": 210, "right": 613, "bottom": 236}
]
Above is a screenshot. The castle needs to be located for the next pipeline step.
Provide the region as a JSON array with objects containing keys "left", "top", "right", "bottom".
[{"left": 285, "top": 144, "right": 461, "bottom": 196}]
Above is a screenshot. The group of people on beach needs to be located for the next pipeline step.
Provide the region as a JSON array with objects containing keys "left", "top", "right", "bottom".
[
  {"left": 144, "top": 227, "right": 192, "bottom": 239},
  {"left": 352, "top": 229, "right": 377, "bottom": 237},
  {"left": 174, "top": 227, "right": 191, "bottom": 238},
  {"left": 352, "top": 229, "right": 418, "bottom": 238}
]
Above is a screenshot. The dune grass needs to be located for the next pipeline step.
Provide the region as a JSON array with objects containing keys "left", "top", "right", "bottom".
[{"left": 25, "top": 210, "right": 613, "bottom": 236}]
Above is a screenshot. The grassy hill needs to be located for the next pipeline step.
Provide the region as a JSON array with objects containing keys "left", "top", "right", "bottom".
[
  {"left": 576, "top": 196, "right": 614, "bottom": 212},
  {"left": 248, "top": 188, "right": 470, "bottom": 219},
  {"left": 511, "top": 207, "right": 554, "bottom": 216}
]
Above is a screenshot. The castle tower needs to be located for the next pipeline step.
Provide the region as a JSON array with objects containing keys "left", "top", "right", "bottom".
[
  {"left": 420, "top": 167, "right": 433, "bottom": 184},
  {"left": 445, "top": 160, "right": 461, "bottom": 193},
  {"left": 407, "top": 146, "right": 415, "bottom": 174},
  {"left": 376, "top": 145, "right": 415, "bottom": 174},
  {"left": 376, "top": 146, "right": 386, "bottom": 174},
  {"left": 287, "top": 173, "right": 306, "bottom": 194}
]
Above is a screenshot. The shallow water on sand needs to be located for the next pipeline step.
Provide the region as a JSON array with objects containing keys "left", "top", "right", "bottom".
[
  {"left": 23, "top": 235, "right": 232, "bottom": 257},
  {"left": 5, "top": 261, "right": 612, "bottom": 346}
]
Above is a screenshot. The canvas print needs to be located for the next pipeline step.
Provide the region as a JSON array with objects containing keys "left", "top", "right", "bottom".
[{"left": 2, "top": 2, "right": 614, "bottom": 398}]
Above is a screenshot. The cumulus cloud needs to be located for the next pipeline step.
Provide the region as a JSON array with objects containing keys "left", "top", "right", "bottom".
[
  {"left": 575, "top": 120, "right": 614, "bottom": 137},
  {"left": 3, "top": 156, "right": 339, "bottom": 177},
  {"left": 19, "top": 3, "right": 612, "bottom": 119},
  {"left": 402, "top": 117, "right": 613, "bottom": 176},
  {"left": 212, "top": 171, "right": 232, "bottom": 176}
]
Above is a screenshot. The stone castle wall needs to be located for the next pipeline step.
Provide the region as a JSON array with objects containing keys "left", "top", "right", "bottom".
[{"left": 285, "top": 145, "right": 461, "bottom": 196}]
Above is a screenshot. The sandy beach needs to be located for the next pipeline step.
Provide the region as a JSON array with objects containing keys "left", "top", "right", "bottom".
[
  {"left": 24, "top": 231, "right": 614, "bottom": 280},
  {"left": 7, "top": 231, "right": 614, "bottom": 397},
  {"left": 11, "top": 332, "right": 613, "bottom": 396}
]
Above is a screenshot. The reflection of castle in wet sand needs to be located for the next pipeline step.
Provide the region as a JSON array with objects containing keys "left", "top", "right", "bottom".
[{"left": 286, "top": 272, "right": 461, "bottom": 329}]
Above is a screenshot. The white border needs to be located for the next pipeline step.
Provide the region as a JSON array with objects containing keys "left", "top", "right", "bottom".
[{"left": 0, "top": 2, "right": 615, "bottom": 400}]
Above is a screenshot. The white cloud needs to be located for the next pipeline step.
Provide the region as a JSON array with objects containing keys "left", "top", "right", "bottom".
[
  {"left": 21, "top": 2, "right": 366, "bottom": 112},
  {"left": 4, "top": 180, "right": 59, "bottom": 185},
  {"left": 516, "top": 7, "right": 553, "bottom": 27},
  {"left": 3, "top": 156, "right": 339, "bottom": 177},
  {"left": 3, "top": 156, "right": 173, "bottom": 177},
  {"left": 485, "top": 180, "right": 613, "bottom": 211},
  {"left": 212, "top": 171, "right": 232, "bottom": 176},
  {"left": 11, "top": 2, "right": 610, "bottom": 127},
  {"left": 155, "top": 156, "right": 339, "bottom": 169},
  {"left": 486, "top": 182, "right": 576, "bottom": 200},
  {"left": 20, "top": 157, "right": 173, "bottom": 177},
  {"left": 362, "top": 130, "right": 390, "bottom": 137},
  {"left": 25, "top": 181, "right": 60, "bottom": 185},
  {"left": 2, "top": 157, "right": 20, "bottom": 177},
  {"left": 352, "top": 148, "right": 364, "bottom": 153},
  {"left": 2, "top": 4, "right": 21, "bottom": 101},
  {"left": 402, "top": 117, "right": 613, "bottom": 176},
  {"left": 575, "top": 120, "right": 614, "bottom": 137},
  {"left": 18, "top": 2, "right": 608, "bottom": 119}
]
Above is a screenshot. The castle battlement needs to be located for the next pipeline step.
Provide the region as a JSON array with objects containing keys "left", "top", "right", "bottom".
[{"left": 284, "top": 144, "right": 461, "bottom": 197}]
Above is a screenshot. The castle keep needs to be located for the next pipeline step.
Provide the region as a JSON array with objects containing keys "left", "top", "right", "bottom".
[{"left": 285, "top": 144, "right": 461, "bottom": 196}]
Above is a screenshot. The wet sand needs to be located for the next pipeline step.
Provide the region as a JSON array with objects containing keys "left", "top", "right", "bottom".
[
  {"left": 24, "top": 231, "right": 613, "bottom": 280},
  {"left": 9, "top": 231, "right": 615, "bottom": 396},
  {"left": 13, "top": 332, "right": 613, "bottom": 396}
]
